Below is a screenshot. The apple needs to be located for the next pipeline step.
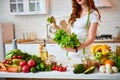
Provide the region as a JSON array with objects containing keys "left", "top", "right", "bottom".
[
  {"left": 22, "top": 65, "right": 30, "bottom": 73},
  {"left": 95, "top": 52, "right": 102, "bottom": 59},
  {"left": 19, "top": 60, "right": 27, "bottom": 67},
  {"left": 27, "top": 59, "right": 36, "bottom": 67}
]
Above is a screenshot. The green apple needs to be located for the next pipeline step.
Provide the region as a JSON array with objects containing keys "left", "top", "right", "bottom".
[{"left": 95, "top": 52, "right": 102, "bottom": 59}]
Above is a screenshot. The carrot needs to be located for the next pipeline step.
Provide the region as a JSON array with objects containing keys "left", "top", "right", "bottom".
[
  {"left": 0, "top": 62, "right": 7, "bottom": 71},
  {"left": 7, "top": 66, "right": 20, "bottom": 72}
]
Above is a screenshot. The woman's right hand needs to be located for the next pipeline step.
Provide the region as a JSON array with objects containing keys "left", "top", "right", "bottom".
[
  {"left": 50, "top": 16, "right": 56, "bottom": 26},
  {"left": 47, "top": 16, "right": 60, "bottom": 30}
]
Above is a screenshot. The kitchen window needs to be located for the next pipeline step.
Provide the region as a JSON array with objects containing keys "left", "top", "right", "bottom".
[{"left": 9, "top": 0, "right": 49, "bottom": 15}]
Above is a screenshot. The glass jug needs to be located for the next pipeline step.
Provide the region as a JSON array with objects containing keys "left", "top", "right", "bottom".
[{"left": 115, "top": 26, "right": 120, "bottom": 39}]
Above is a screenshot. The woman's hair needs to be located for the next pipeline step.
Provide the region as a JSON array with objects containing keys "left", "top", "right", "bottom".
[{"left": 68, "top": 0, "right": 101, "bottom": 26}]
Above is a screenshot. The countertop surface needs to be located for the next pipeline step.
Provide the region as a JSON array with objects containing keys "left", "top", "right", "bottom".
[
  {"left": 0, "top": 69, "right": 120, "bottom": 79},
  {"left": 4, "top": 39, "right": 120, "bottom": 44}
]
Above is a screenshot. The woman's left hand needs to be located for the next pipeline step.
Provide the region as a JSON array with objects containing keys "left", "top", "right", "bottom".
[{"left": 64, "top": 47, "right": 76, "bottom": 52}]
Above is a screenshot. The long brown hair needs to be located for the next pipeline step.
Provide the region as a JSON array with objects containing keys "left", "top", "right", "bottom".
[{"left": 68, "top": 0, "right": 101, "bottom": 26}]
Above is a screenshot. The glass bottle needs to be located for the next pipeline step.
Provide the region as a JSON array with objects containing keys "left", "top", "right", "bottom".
[
  {"left": 39, "top": 44, "right": 43, "bottom": 58},
  {"left": 42, "top": 40, "right": 48, "bottom": 61}
]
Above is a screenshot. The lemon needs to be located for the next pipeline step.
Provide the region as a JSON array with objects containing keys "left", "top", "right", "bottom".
[{"left": 102, "top": 49, "right": 110, "bottom": 55}]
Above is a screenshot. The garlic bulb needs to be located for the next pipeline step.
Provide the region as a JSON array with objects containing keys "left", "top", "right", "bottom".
[
  {"left": 106, "top": 68, "right": 112, "bottom": 74},
  {"left": 112, "top": 66, "right": 118, "bottom": 73},
  {"left": 99, "top": 65, "right": 106, "bottom": 73}
]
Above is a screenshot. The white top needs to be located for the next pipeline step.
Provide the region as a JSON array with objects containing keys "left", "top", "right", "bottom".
[
  {"left": 67, "top": 10, "right": 99, "bottom": 66},
  {"left": 71, "top": 10, "right": 99, "bottom": 41}
]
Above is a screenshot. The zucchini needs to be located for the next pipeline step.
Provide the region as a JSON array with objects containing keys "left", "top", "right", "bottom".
[{"left": 84, "top": 66, "right": 95, "bottom": 74}]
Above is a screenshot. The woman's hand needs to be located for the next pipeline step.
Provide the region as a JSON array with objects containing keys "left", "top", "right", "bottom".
[
  {"left": 64, "top": 47, "right": 76, "bottom": 52},
  {"left": 50, "top": 16, "right": 56, "bottom": 26}
]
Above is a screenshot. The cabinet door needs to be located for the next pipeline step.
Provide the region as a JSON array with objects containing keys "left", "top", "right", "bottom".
[
  {"left": 9, "top": 0, "right": 49, "bottom": 15},
  {"left": 10, "top": 0, "right": 24, "bottom": 13},
  {"left": 28, "top": 0, "right": 49, "bottom": 14}
]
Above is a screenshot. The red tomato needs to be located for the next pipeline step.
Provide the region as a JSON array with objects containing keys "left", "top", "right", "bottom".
[
  {"left": 55, "top": 66, "right": 59, "bottom": 71},
  {"left": 19, "top": 60, "right": 27, "bottom": 67},
  {"left": 22, "top": 65, "right": 30, "bottom": 73},
  {"left": 8, "top": 61, "right": 12, "bottom": 64},
  {"left": 12, "top": 55, "right": 18, "bottom": 59},
  {"left": 6, "top": 60, "right": 10, "bottom": 64},
  {"left": 52, "top": 65, "right": 56, "bottom": 70},
  {"left": 4, "top": 60, "right": 7, "bottom": 63},
  {"left": 17, "top": 55, "right": 22, "bottom": 59},
  {"left": 62, "top": 67, "right": 67, "bottom": 71},
  {"left": 58, "top": 67, "right": 63, "bottom": 72},
  {"left": 27, "top": 59, "right": 36, "bottom": 67}
]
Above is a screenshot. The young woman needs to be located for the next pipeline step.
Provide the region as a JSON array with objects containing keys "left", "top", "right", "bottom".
[{"left": 50, "top": 0, "right": 101, "bottom": 65}]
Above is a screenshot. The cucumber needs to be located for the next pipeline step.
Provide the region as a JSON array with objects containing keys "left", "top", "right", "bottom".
[{"left": 84, "top": 66, "right": 95, "bottom": 74}]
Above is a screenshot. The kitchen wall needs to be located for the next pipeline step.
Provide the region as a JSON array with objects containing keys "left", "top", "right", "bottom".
[{"left": 0, "top": 0, "right": 120, "bottom": 39}]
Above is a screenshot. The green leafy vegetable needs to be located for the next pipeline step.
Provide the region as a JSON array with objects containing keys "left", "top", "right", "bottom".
[
  {"left": 53, "top": 29, "right": 81, "bottom": 48},
  {"left": 47, "top": 17, "right": 54, "bottom": 23}
]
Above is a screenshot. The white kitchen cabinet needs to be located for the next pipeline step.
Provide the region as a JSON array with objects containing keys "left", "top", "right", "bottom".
[
  {"left": 9, "top": 0, "right": 49, "bottom": 15},
  {"left": 5, "top": 44, "right": 40, "bottom": 56}
]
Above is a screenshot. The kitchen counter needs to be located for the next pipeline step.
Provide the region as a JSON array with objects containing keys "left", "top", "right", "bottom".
[
  {"left": 4, "top": 39, "right": 120, "bottom": 44},
  {"left": 0, "top": 69, "right": 120, "bottom": 79}
]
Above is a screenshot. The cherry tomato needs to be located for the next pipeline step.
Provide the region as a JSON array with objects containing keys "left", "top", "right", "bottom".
[
  {"left": 3, "top": 60, "right": 8, "bottom": 64},
  {"left": 58, "top": 67, "right": 63, "bottom": 72},
  {"left": 12, "top": 55, "right": 18, "bottom": 59},
  {"left": 62, "top": 67, "right": 67, "bottom": 71},
  {"left": 8, "top": 61, "right": 12, "bottom": 64},
  {"left": 6, "top": 60, "right": 10, "bottom": 64},
  {"left": 18, "top": 55, "right": 22, "bottom": 59},
  {"left": 55, "top": 66, "right": 59, "bottom": 71},
  {"left": 52, "top": 65, "right": 56, "bottom": 70}
]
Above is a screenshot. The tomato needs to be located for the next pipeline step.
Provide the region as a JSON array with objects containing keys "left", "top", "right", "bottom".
[
  {"left": 19, "top": 60, "right": 27, "bottom": 67},
  {"left": 22, "top": 65, "right": 30, "bottom": 73},
  {"left": 12, "top": 55, "right": 18, "bottom": 59},
  {"left": 8, "top": 61, "right": 12, "bottom": 64},
  {"left": 58, "top": 67, "right": 63, "bottom": 72},
  {"left": 17, "top": 55, "right": 22, "bottom": 59},
  {"left": 52, "top": 65, "right": 56, "bottom": 70},
  {"left": 51, "top": 65, "right": 67, "bottom": 72},
  {"left": 6, "top": 60, "right": 10, "bottom": 64},
  {"left": 27, "top": 59, "right": 36, "bottom": 67},
  {"left": 62, "top": 67, "right": 67, "bottom": 71},
  {"left": 55, "top": 66, "right": 59, "bottom": 71}
]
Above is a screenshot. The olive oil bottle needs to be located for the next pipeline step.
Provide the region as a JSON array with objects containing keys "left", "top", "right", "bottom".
[{"left": 39, "top": 40, "right": 48, "bottom": 62}]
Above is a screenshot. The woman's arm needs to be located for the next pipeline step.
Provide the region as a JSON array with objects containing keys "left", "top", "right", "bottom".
[
  {"left": 50, "top": 16, "right": 70, "bottom": 33},
  {"left": 77, "top": 22, "right": 98, "bottom": 50}
]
